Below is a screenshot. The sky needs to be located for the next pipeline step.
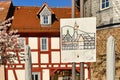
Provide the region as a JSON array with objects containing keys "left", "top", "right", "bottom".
[{"left": 11, "top": 0, "right": 72, "bottom": 7}]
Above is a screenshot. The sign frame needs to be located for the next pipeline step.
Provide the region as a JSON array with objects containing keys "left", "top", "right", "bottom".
[{"left": 60, "top": 17, "right": 96, "bottom": 63}]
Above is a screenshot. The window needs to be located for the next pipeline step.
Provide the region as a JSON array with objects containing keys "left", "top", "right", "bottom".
[
  {"left": 40, "top": 38, "right": 48, "bottom": 51},
  {"left": 101, "top": 0, "right": 109, "bottom": 9},
  {"left": 39, "top": 6, "right": 52, "bottom": 25},
  {"left": 43, "top": 15, "right": 48, "bottom": 24},
  {"left": 32, "top": 72, "right": 40, "bottom": 80}
]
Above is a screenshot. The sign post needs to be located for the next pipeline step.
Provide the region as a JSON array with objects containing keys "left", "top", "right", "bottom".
[
  {"left": 80, "top": 0, "right": 84, "bottom": 80},
  {"left": 71, "top": 0, "right": 76, "bottom": 80}
]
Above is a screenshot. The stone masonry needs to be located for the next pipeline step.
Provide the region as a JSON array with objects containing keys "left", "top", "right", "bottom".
[
  {"left": 84, "top": 0, "right": 120, "bottom": 27},
  {"left": 84, "top": 0, "right": 120, "bottom": 80}
]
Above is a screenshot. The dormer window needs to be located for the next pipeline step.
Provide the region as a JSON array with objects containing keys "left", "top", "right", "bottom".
[
  {"left": 40, "top": 6, "right": 52, "bottom": 26},
  {"left": 37, "top": 3, "right": 54, "bottom": 26}
]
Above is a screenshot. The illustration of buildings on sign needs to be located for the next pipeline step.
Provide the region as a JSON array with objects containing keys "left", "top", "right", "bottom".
[{"left": 61, "top": 21, "right": 95, "bottom": 50}]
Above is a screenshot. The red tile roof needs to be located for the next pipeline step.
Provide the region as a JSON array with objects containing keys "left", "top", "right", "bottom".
[
  {"left": 10, "top": 4, "right": 80, "bottom": 37},
  {"left": 0, "top": 1, "right": 11, "bottom": 22}
]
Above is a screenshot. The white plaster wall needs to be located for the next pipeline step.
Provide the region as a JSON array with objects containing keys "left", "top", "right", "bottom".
[
  {"left": 42, "top": 69, "right": 50, "bottom": 80},
  {"left": 8, "top": 70, "right": 15, "bottom": 80},
  {"left": 15, "top": 70, "right": 25, "bottom": 80},
  {"left": 85, "top": 69, "right": 88, "bottom": 80},
  {"left": 31, "top": 52, "right": 38, "bottom": 63},
  {"left": 51, "top": 51, "right": 60, "bottom": 63},
  {"left": 41, "top": 54, "right": 49, "bottom": 63},
  {"left": 58, "top": 77, "right": 63, "bottom": 80},
  {"left": 51, "top": 37, "right": 59, "bottom": 49},
  {"left": 0, "top": 65, "right": 5, "bottom": 80},
  {"left": 28, "top": 37, "right": 38, "bottom": 49}
]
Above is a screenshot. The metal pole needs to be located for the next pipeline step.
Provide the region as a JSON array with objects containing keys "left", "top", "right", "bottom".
[
  {"left": 80, "top": 62, "right": 84, "bottom": 80},
  {"left": 72, "top": 62, "right": 76, "bottom": 80},
  {"left": 80, "top": 0, "right": 84, "bottom": 80},
  {"left": 80, "top": 0, "right": 84, "bottom": 17},
  {"left": 72, "top": 0, "right": 76, "bottom": 80},
  {"left": 72, "top": 0, "right": 75, "bottom": 18}
]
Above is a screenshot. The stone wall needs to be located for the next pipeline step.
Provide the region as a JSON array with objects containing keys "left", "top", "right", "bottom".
[
  {"left": 84, "top": 0, "right": 91, "bottom": 17},
  {"left": 113, "top": 0, "right": 120, "bottom": 23},
  {"left": 90, "top": 26, "right": 120, "bottom": 80},
  {"left": 84, "top": 0, "right": 120, "bottom": 80},
  {"left": 84, "top": 0, "right": 114, "bottom": 27}
]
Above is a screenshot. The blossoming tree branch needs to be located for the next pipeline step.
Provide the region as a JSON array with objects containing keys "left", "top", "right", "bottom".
[{"left": 0, "top": 16, "right": 22, "bottom": 64}]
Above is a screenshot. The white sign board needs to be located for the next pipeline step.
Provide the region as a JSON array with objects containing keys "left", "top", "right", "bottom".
[{"left": 60, "top": 18, "right": 96, "bottom": 62}]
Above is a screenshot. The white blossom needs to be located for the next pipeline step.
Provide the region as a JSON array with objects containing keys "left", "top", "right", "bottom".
[{"left": 0, "top": 17, "right": 21, "bottom": 64}]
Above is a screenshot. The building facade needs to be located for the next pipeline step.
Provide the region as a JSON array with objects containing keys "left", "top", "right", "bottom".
[
  {"left": 3, "top": 2, "right": 91, "bottom": 80},
  {"left": 83, "top": 0, "right": 120, "bottom": 80},
  {"left": 2, "top": 0, "right": 120, "bottom": 80}
]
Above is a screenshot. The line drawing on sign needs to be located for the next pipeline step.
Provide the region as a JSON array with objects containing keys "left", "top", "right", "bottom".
[
  {"left": 60, "top": 18, "right": 96, "bottom": 62},
  {"left": 61, "top": 21, "right": 95, "bottom": 50}
]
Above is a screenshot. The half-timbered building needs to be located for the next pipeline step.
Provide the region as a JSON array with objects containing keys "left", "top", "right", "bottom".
[{"left": 1, "top": 1, "right": 91, "bottom": 80}]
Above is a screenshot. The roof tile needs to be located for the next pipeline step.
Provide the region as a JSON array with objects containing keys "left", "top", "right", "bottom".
[
  {"left": 0, "top": 1, "right": 11, "bottom": 22},
  {"left": 11, "top": 5, "right": 80, "bottom": 37}
]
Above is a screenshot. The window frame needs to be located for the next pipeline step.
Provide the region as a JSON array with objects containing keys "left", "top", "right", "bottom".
[
  {"left": 32, "top": 72, "right": 40, "bottom": 80},
  {"left": 100, "top": 0, "right": 110, "bottom": 10},
  {"left": 40, "top": 37, "right": 48, "bottom": 51},
  {"left": 39, "top": 6, "right": 52, "bottom": 26}
]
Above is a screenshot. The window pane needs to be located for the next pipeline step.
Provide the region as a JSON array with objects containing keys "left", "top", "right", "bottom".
[
  {"left": 42, "top": 39, "right": 46, "bottom": 44},
  {"left": 41, "top": 38, "right": 48, "bottom": 51},
  {"left": 42, "top": 45, "right": 46, "bottom": 50},
  {"left": 35, "top": 74, "right": 38, "bottom": 80},
  {"left": 102, "top": 0, "right": 105, "bottom": 3},
  {"left": 101, "top": 0, "right": 109, "bottom": 9},
  {"left": 43, "top": 15, "right": 48, "bottom": 24},
  {"left": 102, "top": 3, "right": 105, "bottom": 8},
  {"left": 106, "top": 2, "right": 109, "bottom": 7},
  {"left": 42, "top": 39, "right": 46, "bottom": 50},
  {"left": 32, "top": 75, "right": 34, "bottom": 80}
]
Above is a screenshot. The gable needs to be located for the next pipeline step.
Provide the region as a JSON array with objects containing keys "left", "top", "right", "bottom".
[
  {"left": 39, "top": 6, "right": 52, "bottom": 25},
  {"left": 37, "top": 3, "right": 54, "bottom": 18},
  {"left": 40, "top": 6, "right": 51, "bottom": 15}
]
